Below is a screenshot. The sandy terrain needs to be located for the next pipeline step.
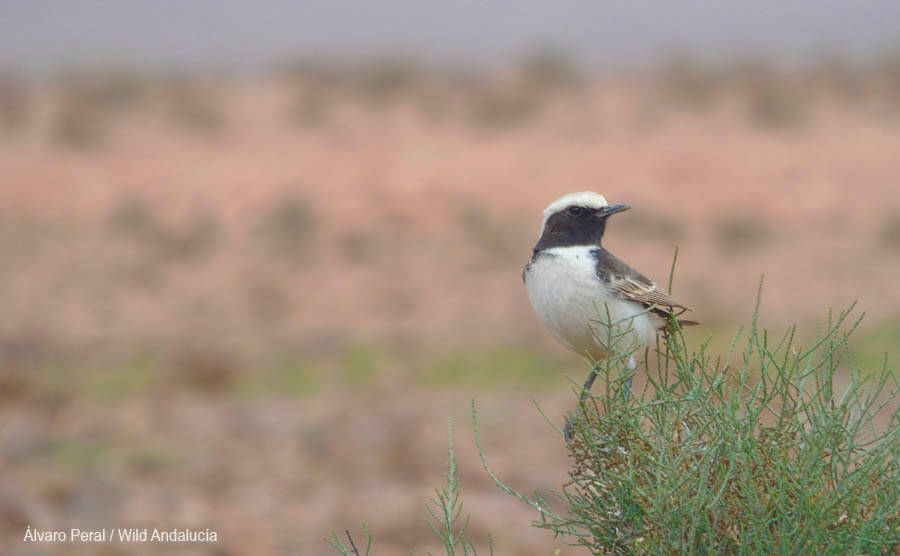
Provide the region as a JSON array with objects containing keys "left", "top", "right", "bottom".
[{"left": 1, "top": 72, "right": 900, "bottom": 553}]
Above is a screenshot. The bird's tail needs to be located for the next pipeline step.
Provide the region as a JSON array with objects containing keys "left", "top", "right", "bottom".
[{"left": 659, "top": 319, "right": 700, "bottom": 332}]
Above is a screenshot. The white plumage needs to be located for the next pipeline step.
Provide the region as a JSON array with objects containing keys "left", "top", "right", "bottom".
[
  {"left": 524, "top": 245, "right": 660, "bottom": 362},
  {"left": 524, "top": 192, "right": 694, "bottom": 439}
]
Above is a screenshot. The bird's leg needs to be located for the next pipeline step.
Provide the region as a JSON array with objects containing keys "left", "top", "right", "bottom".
[
  {"left": 578, "top": 366, "right": 599, "bottom": 405},
  {"left": 565, "top": 355, "right": 637, "bottom": 442},
  {"left": 622, "top": 355, "right": 637, "bottom": 402},
  {"left": 564, "top": 362, "right": 601, "bottom": 443}
]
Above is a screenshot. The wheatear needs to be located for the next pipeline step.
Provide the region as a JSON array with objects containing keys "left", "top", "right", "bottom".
[{"left": 522, "top": 192, "right": 696, "bottom": 440}]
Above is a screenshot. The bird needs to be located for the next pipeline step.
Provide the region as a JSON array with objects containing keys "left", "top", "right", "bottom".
[{"left": 522, "top": 191, "right": 697, "bottom": 440}]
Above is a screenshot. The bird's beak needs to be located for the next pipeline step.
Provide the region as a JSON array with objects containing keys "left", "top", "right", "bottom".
[{"left": 597, "top": 204, "right": 630, "bottom": 218}]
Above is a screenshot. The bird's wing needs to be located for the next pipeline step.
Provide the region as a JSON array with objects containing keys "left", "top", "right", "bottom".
[
  {"left": 609, "top": 273, "right": 689, "bottom": 312},
  {"left": 593, "top": 248, "right": 691, "bottom": 315}
]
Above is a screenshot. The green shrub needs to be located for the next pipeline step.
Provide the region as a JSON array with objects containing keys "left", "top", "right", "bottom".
[
  {"left": 476, "top": 283, "right": 900, "bottom": 555},
  {"left": 329, "top": 419, "right": 493, "bottom": 556},
  {"left": 330, "top": 279, "right": 900, "bottom": 555}
]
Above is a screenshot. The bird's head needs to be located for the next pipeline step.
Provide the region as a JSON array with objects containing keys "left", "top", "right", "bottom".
[{"left": 535, "top": 191, "right": 630, "bottom": 251}]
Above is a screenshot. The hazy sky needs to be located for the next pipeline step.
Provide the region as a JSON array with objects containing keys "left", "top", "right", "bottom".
[{"left": 2, "top": 1, "right": 900, "bottom": 73}]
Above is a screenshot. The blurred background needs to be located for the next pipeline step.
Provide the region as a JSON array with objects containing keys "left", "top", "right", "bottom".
[{"left": 2, "top": 1, "right": 900, "bottom": 554}]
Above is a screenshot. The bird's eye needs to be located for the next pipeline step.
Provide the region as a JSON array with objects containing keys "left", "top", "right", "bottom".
[{"left": 567, "top": 206, "right": 584, "bottom": 216}]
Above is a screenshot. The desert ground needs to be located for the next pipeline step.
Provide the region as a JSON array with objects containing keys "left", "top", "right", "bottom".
[{"left": 2, "top": 58, "right": 900, "bottom": 553}]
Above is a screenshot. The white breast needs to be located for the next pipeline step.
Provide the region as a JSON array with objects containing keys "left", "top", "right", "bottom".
[{"left": 523, "top": 246, "right": 660, "bottom": 360}]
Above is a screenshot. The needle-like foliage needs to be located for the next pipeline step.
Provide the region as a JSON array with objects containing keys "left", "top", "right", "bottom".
[
  {"left": 475, "top": 280, "right": 900, "bottom": 555},
  {"left": 424, "top": 418, "right": 493, "bottom": 556},
  {"left": 328, "top": 419, "right": 492, "bottom": 556},
  {"left": 327, "top": 524, "right": 372, "bottom": 556}
]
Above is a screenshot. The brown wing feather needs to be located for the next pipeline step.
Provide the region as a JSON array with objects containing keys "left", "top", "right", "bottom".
[
  {"left": 593, "top": 248, "right": 694, "bottom": 320},
  {"left": 611, "top": 275, "right": 688, "bottom": 311}
]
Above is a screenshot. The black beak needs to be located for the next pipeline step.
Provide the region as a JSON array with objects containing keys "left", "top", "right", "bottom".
[{"left": 596, "top": 204, "right": 630, "bottom": 218}]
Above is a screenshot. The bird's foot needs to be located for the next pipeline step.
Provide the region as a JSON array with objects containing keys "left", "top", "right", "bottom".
[{"left": 564, "top": 415, "right": 577, "bottom": 443}]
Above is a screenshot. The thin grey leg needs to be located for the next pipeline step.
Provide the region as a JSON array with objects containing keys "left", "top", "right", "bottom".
[
  {"left": 622, "top": 355, "right": 637, "bottom": 402},
  {"left": 565, "top": 360, "right": 635, "bottom": 442},
  {"left": 565, "top": 364, "right": 600, "bottom": 442},
  {"left": 578, "top": 367, "right": 598, "bottom": 405}
]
